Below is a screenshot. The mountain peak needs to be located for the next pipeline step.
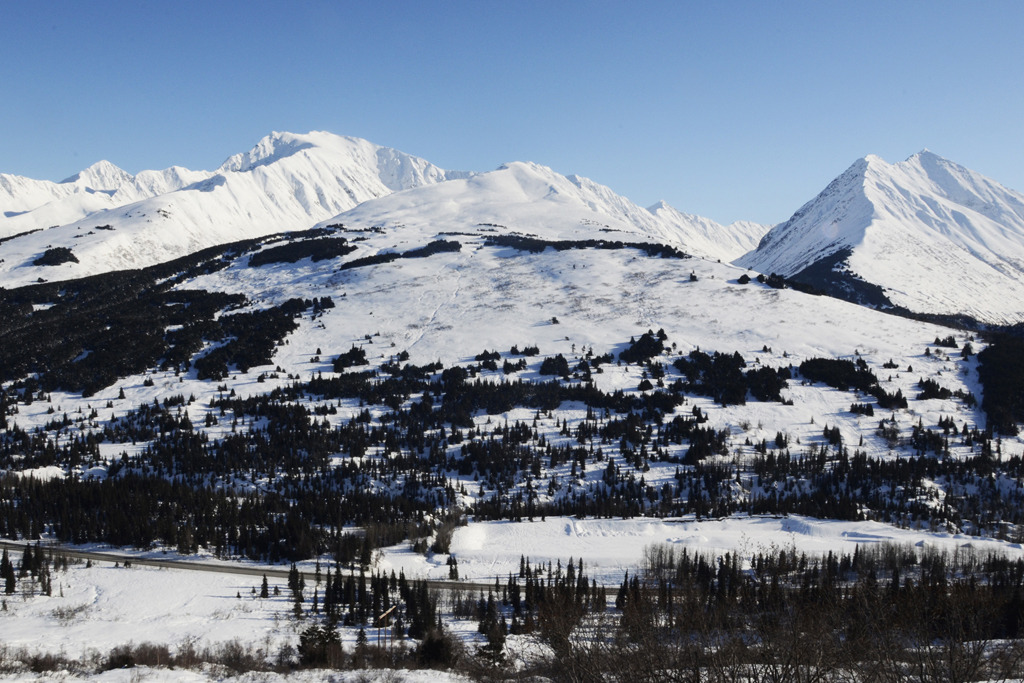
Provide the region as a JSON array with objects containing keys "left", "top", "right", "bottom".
[
  {"left": 903, "top": 148, "right": 951, "bottom": 169},
  {"left": 738, "top": 150, "right": 1024, "bottom": 323},
  {"left": 218, "top": 131, "right": 316, "bottom": 173},
  {"left": 60, "top": 160, "right": 133, "bottom": 189},
  {"left": 497, "top": 160, "right": 557, "bottom": 176}
]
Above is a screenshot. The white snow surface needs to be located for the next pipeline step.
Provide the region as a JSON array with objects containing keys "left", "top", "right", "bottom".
[
  {"left": 0, "top": 160, "right": 209, "bottom": 238},
  {"left": 378, "top": 514, "right": 1024, "bottom": 586},
  {"left": 0, "top": 132, "right": 468, "bottom": 287},
  {"left": 320, "top": 160, "right": 769, "bottom": 261},
  {"left": 0, "top": 131, "right": 766, "bottom": 288},
  {"left": 1, "top": 516, "right": 1018, "bottom": 677},
  {"left": 737, "top": 150, "right": 1024, "bottom": 324},
  {"left": 0, "top": 559, "right": 295, "bottom": 661},
  {"left": 648, "top": 199, "right": 769, "bottom": 262}
]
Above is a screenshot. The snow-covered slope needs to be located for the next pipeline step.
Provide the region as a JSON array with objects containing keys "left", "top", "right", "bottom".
[
  {"left": 318, "top": 160, "right": 661, "bottom": 241},
  {"left": 0, "top": 160, "right": 209, "bottom": 237},
  {"left": 312, "top": 160, "right": 767, "bottom": 263},
  {"left": 736, "top": 151, "right": 1024, "bottom": 324},
  {"left": 648, "top": 200, "right": 769, "bottom": 262},
  {"left": 0, "top": 139, "right": 766, "bottom": 287},
  {"left": 0, "top": 131, "right": 468, "bottom": 286}
]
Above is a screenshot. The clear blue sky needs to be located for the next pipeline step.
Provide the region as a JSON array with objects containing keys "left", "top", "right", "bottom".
[{"left": 2, "top": 1, "right": 1021, "bottom": 225}]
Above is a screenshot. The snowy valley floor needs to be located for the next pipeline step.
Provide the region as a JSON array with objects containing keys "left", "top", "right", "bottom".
[{"left": 1, "top": 514, "right": 1022, "bottom": 680}]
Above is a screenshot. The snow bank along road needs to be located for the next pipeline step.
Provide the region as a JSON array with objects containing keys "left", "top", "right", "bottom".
[{"left": 0, "top": 539, "right": 495, "bottom": 593}]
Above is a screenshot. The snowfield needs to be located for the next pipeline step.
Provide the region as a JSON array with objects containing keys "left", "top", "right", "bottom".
[
  {"left": 378, "top": 514, "right": 1024, "bottom": 586},
  {"left": 0, "top": 558, "right": 294, "bottom": 661}
]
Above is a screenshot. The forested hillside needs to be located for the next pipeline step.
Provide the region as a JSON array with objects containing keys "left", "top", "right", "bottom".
[{"left": 0, "top": 222, "right": 1020, "bottom": 564}]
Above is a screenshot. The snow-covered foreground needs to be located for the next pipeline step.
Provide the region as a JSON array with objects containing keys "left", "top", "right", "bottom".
[
  {"left": 1, "top": 514, "right": 1020, "bottom": 681},
  {"left": 0, "top": 558, "right": 294, "bottom": 661},
  {"left": 0, "top": 669, "right": 469, "bottom": 682},
  {"left": 0, "top": 554, "right": 471, "bottom": 682}
]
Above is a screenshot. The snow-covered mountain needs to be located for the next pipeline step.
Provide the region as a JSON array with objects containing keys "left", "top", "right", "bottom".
[
  {"left": 0, "top": 131, "right": 469, "bottom": 285},
  {"left": 0, "top": 134, "right": 765, "bottom": 287},
  {"left": 0, "top": 160, "right": 209, "bottom": 237},
  {"left": 313, "top": 160, "right": 769, "bottom": 262},
  {"left": 12, "top": 135, "right": 1024, "bottom": 326},
  {"left": 736, "top": 151, "right": 1024, "bottom": 325},
  {"left": 648, "top": 200, "right": 769, "bottom": 262}
]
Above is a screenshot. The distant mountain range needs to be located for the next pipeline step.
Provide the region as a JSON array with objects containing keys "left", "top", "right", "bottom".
[
  {"left": 0, "top": 132, "right": 469, "bottom": 284},
  {"left": 2, "top": 131, "right": 1024, "bottom": 324},
  {"left": 0, "top": 131, "right": 767, "bottom": 288}
]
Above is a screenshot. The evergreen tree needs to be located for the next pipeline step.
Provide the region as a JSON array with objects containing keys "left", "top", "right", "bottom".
[
  {"left": 0, "top": 550, "right": 14, "bottom": 595},
  {"left": 19, "top": 545, "right": 33, "bottom": 578}
]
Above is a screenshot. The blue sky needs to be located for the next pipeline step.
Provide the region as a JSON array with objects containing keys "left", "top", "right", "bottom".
[{"left": 2, "top": 1, "right": 1021, "bottom": 224}]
